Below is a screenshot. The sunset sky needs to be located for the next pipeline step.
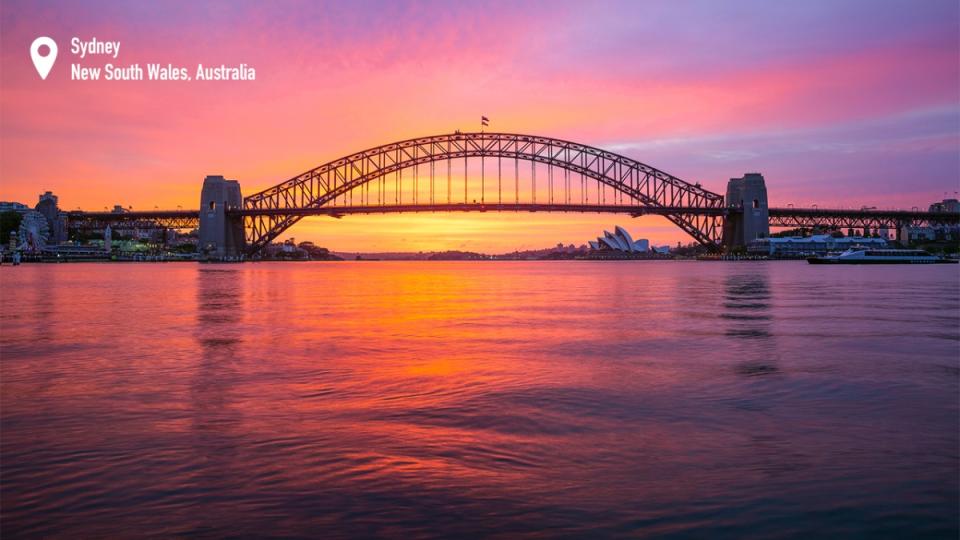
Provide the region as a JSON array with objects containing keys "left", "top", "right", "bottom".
[{"left": 1, "top": 0, "right": 958, "bottom": 252}]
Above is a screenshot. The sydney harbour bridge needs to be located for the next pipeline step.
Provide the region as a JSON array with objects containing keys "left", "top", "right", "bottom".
[{"left": 64, "top": 132, "right": 959, "bottom": 258}]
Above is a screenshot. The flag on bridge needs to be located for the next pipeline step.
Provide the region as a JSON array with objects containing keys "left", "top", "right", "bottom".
[{"left": 481, "top": 116, "right": 489, "bottom": 127}]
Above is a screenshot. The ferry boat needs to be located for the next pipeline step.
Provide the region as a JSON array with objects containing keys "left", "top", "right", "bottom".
[{"left": 807, "top": 248, "right": 957, "bottom": 264}]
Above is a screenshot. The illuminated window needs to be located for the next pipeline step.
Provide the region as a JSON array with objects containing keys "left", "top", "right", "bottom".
[{"left": 209, "top": 201, "right": 216, "bottom": 211}]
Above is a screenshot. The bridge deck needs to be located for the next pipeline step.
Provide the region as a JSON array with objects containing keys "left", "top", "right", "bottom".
[
  {"left": 235, "top": 204, "right": 728, "bottom": 217},
  {"left": 67, "top": 205, "right": 958, "bottom": 222}
]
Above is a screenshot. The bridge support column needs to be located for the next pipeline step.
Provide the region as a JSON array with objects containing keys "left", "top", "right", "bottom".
[
  {"left": 722, "top": 173, "right": 769, "bottom": 253},
  {"left": 199, "top": 175, "right": 245, "bottom": 260}
]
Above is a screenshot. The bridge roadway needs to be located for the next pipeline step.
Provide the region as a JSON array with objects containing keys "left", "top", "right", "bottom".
[
  {"left": 66, "top": 204, "right": 959, "bottom": 228},
  {"left": 66, "top": 209, "right": 201, "bottom": 230}
]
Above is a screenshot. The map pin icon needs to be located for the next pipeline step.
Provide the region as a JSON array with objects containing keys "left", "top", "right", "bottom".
[{"left": 30, "top": 37, "right": 57, "bottom": 80}]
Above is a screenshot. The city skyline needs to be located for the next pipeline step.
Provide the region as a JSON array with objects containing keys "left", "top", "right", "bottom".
[{"left": 1, "top": 0, "right": 958, "bottom": 251}]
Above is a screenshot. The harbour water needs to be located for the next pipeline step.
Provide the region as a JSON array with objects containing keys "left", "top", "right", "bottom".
[{"left": 1, "top": 261, "right": 958, "bottom": 538}]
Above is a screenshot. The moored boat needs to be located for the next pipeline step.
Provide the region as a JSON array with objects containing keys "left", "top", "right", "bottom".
[{"left": 807, "top": 248, "right": 957, "bottom": 264}]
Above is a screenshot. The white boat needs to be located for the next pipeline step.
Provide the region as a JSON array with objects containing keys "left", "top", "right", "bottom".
[{"left": 807, "top": 248, "right": 956, "bottom": 264}]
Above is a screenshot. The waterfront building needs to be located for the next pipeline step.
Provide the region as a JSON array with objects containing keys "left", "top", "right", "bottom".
[
  {"left": 899, "top": 224, "right": 958, "bottom": 243},
  {"left": 747, "top": 234, "right": 887, "bottom": 257},
  {"left": 0, "top": 201, "right": 29, "bottom": 213},
  {"left": 588, "top": 226, "right": 650, "bottom": 253},
  {"left": 900, "top": 226, "right": 936, "bottom": 243}
]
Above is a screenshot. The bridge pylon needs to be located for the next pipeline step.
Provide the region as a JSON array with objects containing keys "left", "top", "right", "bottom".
[
  {"left": 199, "top": 175, "right": 245, "bottom": 260},
  {"left": 722, "top": 173, "right": 770, "bottom": 252}
]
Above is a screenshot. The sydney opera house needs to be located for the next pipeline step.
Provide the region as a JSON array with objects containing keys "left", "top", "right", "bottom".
[{"left": 588, "top": 226, "right": 650, "bottom": 253}]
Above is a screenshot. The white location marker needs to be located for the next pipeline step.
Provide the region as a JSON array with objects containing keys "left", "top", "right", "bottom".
[{"left": 30, "top": 37, "right": 57, "bottom": 80}]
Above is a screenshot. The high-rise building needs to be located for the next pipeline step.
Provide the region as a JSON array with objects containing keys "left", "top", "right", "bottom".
[
  {"left": 929, "top": 198, "right": 960, "bottom": 213},
  {"left": 35, "top": 191, "right": 67, "bottom": 244}
]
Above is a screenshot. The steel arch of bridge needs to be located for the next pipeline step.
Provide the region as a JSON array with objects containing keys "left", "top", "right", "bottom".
[{"left": 242, "top": 132, "right": 726, "bottom": 255}]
